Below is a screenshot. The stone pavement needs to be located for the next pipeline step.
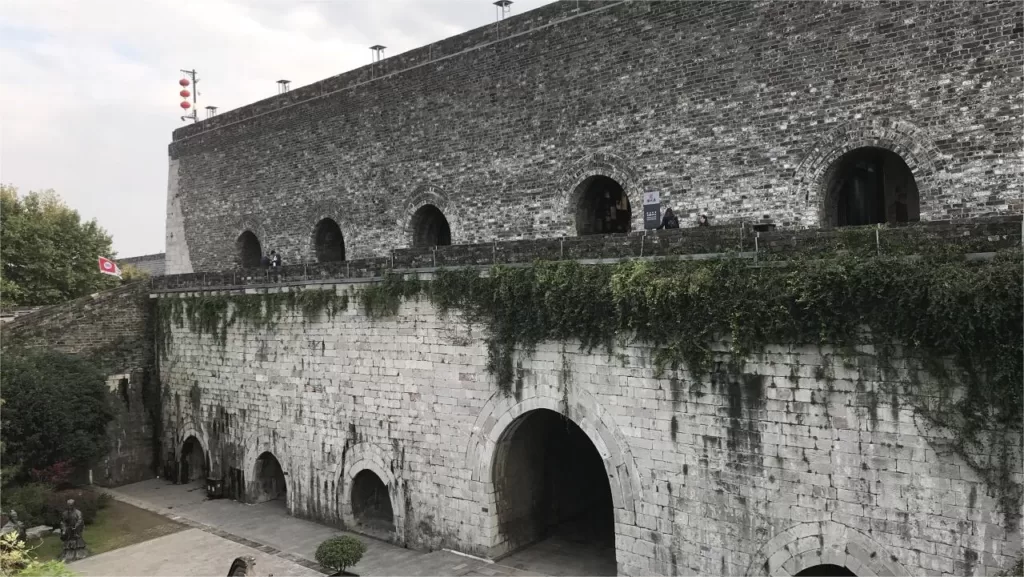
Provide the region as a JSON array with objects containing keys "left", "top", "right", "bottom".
[
  {"left": 99, "top": 479, "right": 542, "bottom": 576},
  {"left": 70, "top": 528, "right": 322, "bottom": 576}
]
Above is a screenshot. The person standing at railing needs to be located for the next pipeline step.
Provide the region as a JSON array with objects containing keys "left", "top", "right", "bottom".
[{"left": 658, "top": 208, "right": 680, "bottom": 230}]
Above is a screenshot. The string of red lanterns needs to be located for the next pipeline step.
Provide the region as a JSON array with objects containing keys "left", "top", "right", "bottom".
[{"left": 179, "top": 69, "right": 198, "bottom": 123}]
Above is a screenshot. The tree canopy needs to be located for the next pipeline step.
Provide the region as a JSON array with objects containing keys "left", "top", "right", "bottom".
[
  {"left": 1, "top": 185, "right": 119, "bottom": 307},
  {"left": 0, "top": 349, "right": 113, "bottom": 477}
]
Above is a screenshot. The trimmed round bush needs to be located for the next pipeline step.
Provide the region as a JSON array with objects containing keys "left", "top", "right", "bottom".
[{"left": 315, "top": 535, "right": 366, "bottom": 573}]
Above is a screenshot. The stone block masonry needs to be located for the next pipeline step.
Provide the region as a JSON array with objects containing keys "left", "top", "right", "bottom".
[
  {"left": 156, "top": 281, "right": 1022, "bottom": 576},
  {"left": 3, "top": 282, "right": 158, "bottom": 487},
  {"left": 166, "top": 0, "right": 1023, "bottom": 274}
]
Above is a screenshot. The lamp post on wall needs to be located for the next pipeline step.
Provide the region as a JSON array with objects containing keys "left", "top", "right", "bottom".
[{"left": 179, "top": 69, "right": 199, "bottom": 123}]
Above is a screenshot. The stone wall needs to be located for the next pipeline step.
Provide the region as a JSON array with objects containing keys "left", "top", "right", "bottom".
[
  {"left": 120, "top": 253, "right": 166, "bottom": 277},
  {"left": 156, "top": 280, "right": 1022, "bottom": 576},
  {"left": 2, "top": 282, "right": 158, "bottom": 487},
  {"left": 166, "top": 0, "right": 1023, "bottom": 274}
]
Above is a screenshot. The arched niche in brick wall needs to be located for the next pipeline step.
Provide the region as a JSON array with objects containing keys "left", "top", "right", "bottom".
[
  {"left": 334, "top": 441, "right": 406, "bottom": 546},
  {"left": 403, "top": 185, "right": 454, "bottom": 248},
  {"left": 236, "top": 231, "right": 262, "bottom": 268},
  {"left": 560, "top": 153, "right": 645, "bottom": 237},
  {"left": 746, "top": 520, "right": 912, "bottom": 577},
  {"left": 822, "top": 147, "right": 920, "bottom": 227},
  {"left": 794, "top": 120, "right": 941, "bottom": 227},
  {"left": 312, "top": 218, "right": 346, "bottom": 262}
]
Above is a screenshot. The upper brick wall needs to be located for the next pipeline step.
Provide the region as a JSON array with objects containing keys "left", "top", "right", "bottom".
[{"left": 167, "top": 0, "right": 1024, "bottom": 272}]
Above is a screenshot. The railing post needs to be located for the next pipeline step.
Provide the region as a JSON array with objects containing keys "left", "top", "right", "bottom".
[
  {"left": 876, "top": 224, "right": 881, "bottom": 256},
  {"left": 303, "top": 263, "right": 308, "bottom": 280},
  {"left": 640, "top": 234, "right": 645, "bottom": 258},
  {"left": 754, "top": 233, "right": 759, "bottom": 264},
  {"left": 560, "top": 237, "right": 564, "bottom": 260},
  {"left": 492, "top": 241, "right": 497, "bottom": 264}
]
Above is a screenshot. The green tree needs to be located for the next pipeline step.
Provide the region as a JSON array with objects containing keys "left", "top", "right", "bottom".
[
  {"left": 0, "top": 350, "right": 112, "bottom": 478},
  {"left": 119, "top": 263, "right": 149, "bottom": 284},
  {"left": 1, "top": 185, "right": 118, "bottom": 307}
]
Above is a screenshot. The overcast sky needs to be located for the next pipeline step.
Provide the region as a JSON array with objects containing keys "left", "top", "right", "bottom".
[{"left": 0, "top": 0, "right": 557, "bottom": 258}]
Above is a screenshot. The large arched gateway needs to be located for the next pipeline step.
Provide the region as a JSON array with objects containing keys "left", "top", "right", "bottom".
[{"left": 492, "top": 409, "right": 616, "bottom": 575}]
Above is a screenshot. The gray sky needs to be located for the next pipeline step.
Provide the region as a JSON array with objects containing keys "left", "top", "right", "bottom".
[{"left": 0, "top": 0, "right": 557, "bottom": 258}]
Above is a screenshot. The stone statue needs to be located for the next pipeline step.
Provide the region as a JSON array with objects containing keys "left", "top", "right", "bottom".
[
  {"left": 0, "top": 509, "right": 27, "bottom": 549},
  {"left": 58, "top": 499, "right": 88, "bottom": 562},
  {"left": 7, "top": 510, "right": 26, "bottom": 544}
]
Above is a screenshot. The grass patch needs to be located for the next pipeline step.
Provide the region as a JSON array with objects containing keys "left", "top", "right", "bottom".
[{"left": 32, "top": 497, "right": 184, "bottom": 561}]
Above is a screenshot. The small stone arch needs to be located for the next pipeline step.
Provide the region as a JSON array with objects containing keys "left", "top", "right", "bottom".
[
  {"left": 746, "top": 521, "right": 912, "bottom": 577},
  {"left": 233, "top": 217, "right": 269, "bottom": 268},
  {"left": 335, "top": 442, "right": 405, "bottom": 544},
  {"left": 559, "top": 152, "right": 645, "bottom": 236},
  {"left": 793, "top": 120, "right": 942, "bottom": 227},
  {"left": 466, "top": 384, "right": 643, "bottom": 555},
  {"left": 307, "top": 199, "right": 357, "bottom": 262},
  {"left": 241, "top": 433, "right": 290, "bottom": 507},
  {"left": 311, "top": 218, "right": 346, "bottom": 262},
  {"left": 402, "top": 185, "right": 454, "bottom": 248},
  {"left": 178, "top": 434, "right": 209, "bottom": 484}
]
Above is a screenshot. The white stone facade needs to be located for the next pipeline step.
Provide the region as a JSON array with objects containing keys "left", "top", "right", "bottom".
[{"left": 158, "top": 282, "right": 1022, "bottom": 576}]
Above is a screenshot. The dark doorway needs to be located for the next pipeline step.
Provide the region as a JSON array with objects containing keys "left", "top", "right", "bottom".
[
  {"left": 795, "top": 564, "right": 857, "bottom": 576},
  {"left": 252, "top": 452, "right": 286, "bottom": 505},
  {"left": 493, "top": 409, "right": 616, "bottom": 576},
  {"left": 236, "top": 231, "right": 263, "bottom": 268},
  {"left": 179, "top": 436, "right": 207, "bottom": 484},
  {"left": 313, "top": 218, "right": 345, "bottom": 262},
  {"left": 826, "top": 147, "right": 919, "bottom": 227},
  {"left": 350, "top": 470, "right": 396, "bottom": 536},
  {"left": 575, "top": 176, "right": 631, "bottom": 236},
  {"left": 410, "top": 205, "right": 451, "bottom": 247}
]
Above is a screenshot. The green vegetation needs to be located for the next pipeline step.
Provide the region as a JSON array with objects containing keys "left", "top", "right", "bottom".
[
  {"left": 0, "top": 532, "right": 75, "bottom": 577},
  {"left": 0, "top": 185, "right": 118, "bottom": 308},
  {"left": 32, "top": 498, "right": 183, "bottom": 562},
  {"left": 158, "top": 247, "right": 1023, "bottom": 525},
  {"left": 315, "top": 535, "right": 366, "bottom": 574},
  {"left": 156, "top": 287, "right": 348, "bottom": 356},
  {"left": 361, "top": 250, "right": 1023, "bottom": 523},
  {"left": 0, "top": 350, "right": 112, "bottom": 480}
]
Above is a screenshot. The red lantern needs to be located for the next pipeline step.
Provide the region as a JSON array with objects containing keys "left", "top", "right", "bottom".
[
  {"left": 179, "top": 78, "right": 190, "bottom": 87},
  {"left": 180, "top": 101, "right": 191, "bottom": 110},
  {"left": 180, "top": 89, "right": 191, "bottom": 98}
]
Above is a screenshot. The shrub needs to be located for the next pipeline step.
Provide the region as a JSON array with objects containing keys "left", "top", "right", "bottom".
[
  {"left": 0, "top": 532, "right": 75, "bottom": 576},
  {"left": 28, "top": 461, "right": 73, "bottom": 489},
  {"left": 0, "top": 350, "right": 112, "bottom": 478},
  {"left": 2, "top": 483, "right": 52, "bottom": 528},
  {"left": 315, "top": 536, "right": 366, "bottom": 574}
]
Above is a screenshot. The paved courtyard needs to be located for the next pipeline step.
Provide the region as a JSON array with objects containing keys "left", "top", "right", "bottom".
[{"left": 92, "top": 479, "right": 545, "bottom": 576}]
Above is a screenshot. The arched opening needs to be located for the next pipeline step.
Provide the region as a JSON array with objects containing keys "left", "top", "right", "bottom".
[
  {"left": 179, "top": 436, "right": 207, "bottom": 484},
  {"left": 574, "top": 175, "right": 631, "bottom": 236},
  {"left": 825, "top": 147, "right": 920, "bottom": 227},
  {"left": 313, "top": 218, "right": 345, "bottom": 263},
  {"left": 410, "top": 205, "right": 451, "bottom": 248},
  {"left": 236, "top": 231, "right": 263, "bottom": 268},
  {"left": 494, "top": 409, "right": 616, "bottom": 576},
  {"left": 252, "top": 452, "right": 286, "bottom": 506},
  {"left": 350, "top": 470, "right": 396, "bottom": 536},
  {"left": 795, "top": 565, "right": 857, "bottom": 577}
]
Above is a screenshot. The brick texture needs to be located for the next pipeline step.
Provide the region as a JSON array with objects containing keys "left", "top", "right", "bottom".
[
  {"left": 165, "top": 0, "right": 1023, "bottom": 274},
  {"left": 157, "top": 281, "right": 1023, "bottom": 576}
]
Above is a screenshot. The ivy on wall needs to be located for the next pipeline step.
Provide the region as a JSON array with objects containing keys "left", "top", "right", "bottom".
[
  {"left": 157, "top": 248, "right": 1023, "bottom": 526},
  {"left": 361, "top": 249, "right": 1023, "bottom": 523},
  {"left": 156, "top": 288, "right": 348, "bottom": 357}
]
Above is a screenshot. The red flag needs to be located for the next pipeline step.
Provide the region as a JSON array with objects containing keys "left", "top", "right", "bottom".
[{"left": 98, "top": 256, "right": 121, "bottom": 278}]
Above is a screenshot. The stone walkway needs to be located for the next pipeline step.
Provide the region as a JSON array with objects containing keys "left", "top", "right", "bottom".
[{"left": 98, "top": 479, "right": 542, "bottom": 576}]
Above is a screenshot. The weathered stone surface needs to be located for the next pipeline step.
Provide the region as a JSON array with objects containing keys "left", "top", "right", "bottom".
[
  {"left": 2, "top": 283, "right": 157, "bottom": 487},
  {"left": 157, "top": 282, "right": 1022, "bottom": 576},
  {"left": 165, "top": 1, "right": 1024, "bottom": 274}
]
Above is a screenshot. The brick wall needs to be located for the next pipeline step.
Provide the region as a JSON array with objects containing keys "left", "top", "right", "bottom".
[
  {"left": 2, "top": 282, "right": 157, "bottom": 487},
  {"left": 157, "top": 280, "right": 1022, "bottom": 576},
  {"left": 167, "top": 0, "right": 1023, "bottom": 273}
]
